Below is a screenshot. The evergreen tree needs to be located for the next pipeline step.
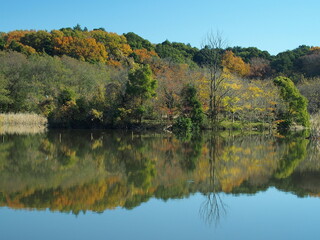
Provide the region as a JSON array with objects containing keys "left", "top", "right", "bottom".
[
  {"left": 273, "top": 76, "right": 310, "bottom": 129},
  {"left": 124, "top": 64, "right": 157, "bottom": 123}
]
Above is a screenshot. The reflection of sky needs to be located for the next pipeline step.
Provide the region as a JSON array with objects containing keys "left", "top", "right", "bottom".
[{"left": 0, "top": 188, "right": 318, "bottom": 240}]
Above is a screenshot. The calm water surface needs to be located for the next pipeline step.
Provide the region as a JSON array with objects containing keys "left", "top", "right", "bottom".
[{"left": 0, "top": 130, "right": 319, "bottom": 239}]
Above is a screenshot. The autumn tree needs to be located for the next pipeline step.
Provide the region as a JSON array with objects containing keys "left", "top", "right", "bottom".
[
  {"left": 298, "top": 51, "right": 320, "bottom": 77},
  {"left": 221, "top": 50, "right": 250, "bottom": 77},
  {"left": 53, "top": 36, "right": 108, "bottom": 63},
  {"left": 249, "top": 57, "right": 272, "bottom": 79},
  {"left": 130, "top": 49, "right": 158, "bottom": 65},
  {"left": 155, "top": 62, "right": 191, "bottom": 121},
  {"left": 298, "top": 79, "right": 320, "bottom": 113},
  {"left": 91, "top": 30, "right": 132, "bottom": 65}
]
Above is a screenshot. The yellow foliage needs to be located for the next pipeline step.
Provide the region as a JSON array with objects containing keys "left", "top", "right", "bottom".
[{"left": 222, "top": 51, "right": 250, "bottom": 77}]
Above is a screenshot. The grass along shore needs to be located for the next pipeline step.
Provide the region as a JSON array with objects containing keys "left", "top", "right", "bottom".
[{"left": 0, "top": 113, "right": 47, "bottom": 134}]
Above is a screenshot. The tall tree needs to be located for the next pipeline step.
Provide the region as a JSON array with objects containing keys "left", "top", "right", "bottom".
[
  {"left": 124, "top": 64, "right": 157, "bottom": 123},
  {"left": 197, "top": 31, "right": 227, "bottom": 124}
]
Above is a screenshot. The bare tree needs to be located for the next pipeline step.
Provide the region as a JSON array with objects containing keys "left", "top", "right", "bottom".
[{"left": 200, "top": 31, "right": 228, "bottom": 124}]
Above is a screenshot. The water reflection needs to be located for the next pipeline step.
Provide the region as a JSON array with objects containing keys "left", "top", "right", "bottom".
[{"left": 0, "top": 130, "right": 318, "bottom": 221}]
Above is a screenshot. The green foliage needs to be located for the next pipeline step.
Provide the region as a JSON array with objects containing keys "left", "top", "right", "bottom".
[
  {"left": 226, "top": 46, "right": 272, "bottom": 62},
  {"left": 193, "top": 46, "right": 223, "bottom": 67},
  {"left": 179, "top": 133, "right": 203, "bottom": 172},
  {"left": 155, "top": 40, "right": 198, "bottom": 65},
  {"left": 0, "top": 51, "right": 31, "bottom": 112},
  {"left": 58, "top": 88, "right": 76, "bottom": 106},
  {"left": 123, "top": 64, "right": 157, "bottom": 123},
  {"left": 166, "top": 84, "right": 203, "bottom": 137},
  {"left": 274, "top": 135, "right": 308, "bottom": 179},
  {"left": 3, "top": 27, "right": 320, "bottom": 130},
  {"left": 126, "top": 64, "right": 156, "bottom": 100},
  {"left": 20, "top": 31, "right": 53, "bottom": 55},
  {"left": 180, "top": 84, "right": 204, "bottom": 128},
  {"left": 8, "top": 40, "right": 23, "bottom": 52},
  {"left": 0, "top": 131, "right": 315, "bottom": 214},
  {"left": 273, "top": 76, "right": 310, "bottom": 129},
  {"left": 124, "top": 32, "right": 154, "bottom": 51},
  {"left": 0, "top": 33, "right": 5, "bottom": 50},
  {"left": 173, "top": 116, "right": 193, "bottom": 134},
  {"left": 271, "top": 45, "right": 311, "bottom": 76},
  {"left": 0, "top": 74, "right": 12, "bottom": 111}
]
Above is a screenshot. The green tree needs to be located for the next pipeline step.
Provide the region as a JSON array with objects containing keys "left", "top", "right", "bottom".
[
  {"left": 0, "top": 74, "right": 12, "bottom": 111},
  {"left": 155, "top": 40, "right": 198, "bottom": 66},
  {"left": 124, "top": 32, "right": 155, "bottom": 51},
  {"left": 0, "top": 33, "right": 5, "bottom": 50},
  {"left": 20, "top": 31, "right": 54, "bottom": 55},
  {"left": 273, "top": 76, "right": 310, "bottom": 129},
  {"left": 271, "top": 45, "right": 311, "bottom": 76},
  {"left": 180, "top": 84, "right": 204, "bottom": 128},
  {"left": 226, "top": 46, "right": 272, "bottom": 63},
  {"left": 124, "top": 64, "right": 157, "bottom": 123}
]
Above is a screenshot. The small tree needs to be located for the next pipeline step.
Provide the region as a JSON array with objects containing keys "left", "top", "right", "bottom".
[
  {"left": 173, "top": 84, "right": 204, "bottom": 133},
  {"left": 180, "top": 84, "right": 204, "bottom": 128},
  {"left": 273, "top": 76, "right": 310, "bottom": 129}
]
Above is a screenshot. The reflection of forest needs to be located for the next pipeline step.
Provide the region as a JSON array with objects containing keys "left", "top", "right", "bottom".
[{"left": 0, "top": 130, "right": 317, "bottom": 214}]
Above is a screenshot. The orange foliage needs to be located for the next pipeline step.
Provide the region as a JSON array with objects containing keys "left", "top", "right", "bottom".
[
  {"left": 222, "top": 50, "right": 250, "bottom": 77},
  {"left": 155, "top": 63, "right": 192, "bottom": 118},
  {"left": 53, "top": 36, "right": 108, "bottom": 63},
  {"left": 310, "top": 46, "right": 320, "bottom": 54},
  {"left": 132, "top": 49, "right": 158, "bottom": 64},
  {"left": 4, "top": 30, "right": 33, "bottom": 44}
]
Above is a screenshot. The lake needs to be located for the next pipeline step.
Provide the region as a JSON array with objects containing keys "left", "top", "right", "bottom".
[{"left": 0, "top": 130, "right": 319, "bottom": 239}]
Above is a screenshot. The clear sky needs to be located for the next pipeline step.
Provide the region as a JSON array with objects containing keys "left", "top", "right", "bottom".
[{"left": 1, "top": 0, "right": 320, "bottom": 55}]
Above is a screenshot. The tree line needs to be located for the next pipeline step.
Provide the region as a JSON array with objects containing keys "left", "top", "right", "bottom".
[{"left": 0, "top": 26, "right": 316, "bottom": 130}]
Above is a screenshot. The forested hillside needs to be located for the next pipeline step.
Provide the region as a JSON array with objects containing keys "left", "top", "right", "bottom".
[{"left": 0, "top": 25, "right": 317, "bottom": 130}]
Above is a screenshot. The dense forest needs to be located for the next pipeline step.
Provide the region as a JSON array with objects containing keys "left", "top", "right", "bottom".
[{"left": 0, "top": 25, "right": 318, "bottom": 130}]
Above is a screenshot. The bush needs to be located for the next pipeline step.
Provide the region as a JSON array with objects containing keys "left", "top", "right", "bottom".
[{"left": 173, "top": 116, "right": 193, "bottom": 133}]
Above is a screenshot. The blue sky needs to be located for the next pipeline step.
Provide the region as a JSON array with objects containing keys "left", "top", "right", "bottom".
[{"left": 1, "top": 0, "right": 320, "bottom": 55}]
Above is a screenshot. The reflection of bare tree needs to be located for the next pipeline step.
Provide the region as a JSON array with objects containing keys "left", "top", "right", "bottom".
[
  {"left": 200, "top": 191, "right": 227, "bottom": 226},
  {"left": 199, "top": 133, "right": 227, "bottom": 226}
]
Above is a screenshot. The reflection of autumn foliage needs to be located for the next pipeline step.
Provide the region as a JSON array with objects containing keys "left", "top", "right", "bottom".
[
  {"left": 0, "top": 131, "right": 315, "bottom": 214},
  {"left": 216, "top": 143, "right": 279, "bottom": 192}
]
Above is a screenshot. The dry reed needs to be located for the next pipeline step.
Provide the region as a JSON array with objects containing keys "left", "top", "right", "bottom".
[
  {"left": 0, "top": 113, "right": 47, "bottom": 126},
  {"left": 310, "top": 113, "right": 320, "bottom": 137},
  {"left": 0, "top": 113, "right": 47, "bottom": 134}
]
